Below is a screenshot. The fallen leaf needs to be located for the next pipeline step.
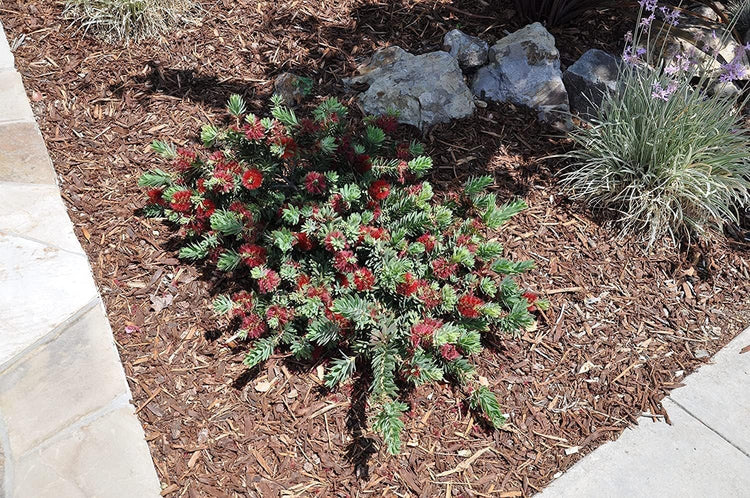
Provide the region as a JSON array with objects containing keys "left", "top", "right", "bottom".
[
  {"left": 150, "top": 293, "right": 174, "bottom": 314},
  {"left": 255, "top": 380, "right": 272, "bottom": 392},
  {"left": 740, "top": 345, "right": 750, "bottom": 354},
  {"left": 81, "top": 226, "right": 91, "bottom": 242}
]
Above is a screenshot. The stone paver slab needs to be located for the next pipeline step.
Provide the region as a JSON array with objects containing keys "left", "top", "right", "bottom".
[
  {"left": 669, "top": 327, "right": 750, "bottom": 456},
  {"left": 0, "top": 21, "right": 13, "bottom": 70},
  {"left": 0, "top": 301, "right": 129, "bottom": 455},
  {"left": 538, "top": 399, "right": 750, "bottom": 498},
  {"left": 13, "top": 406, "right": 161, "bottom": 498},
  {"left": 0, "top": 70, "right": 33, "bottom": 123},
  {"left": 0, "top": 122, "right": 57, "bottom": 184},
  {"left": 1, "top": 183, "right": 82, "bottom": 254},
  {"left": 0, "top": 233, "right": 97, "bottom": 366}
]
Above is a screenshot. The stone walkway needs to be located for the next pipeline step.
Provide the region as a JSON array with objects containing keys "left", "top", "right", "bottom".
[
  {"left": 539, "top": 325, "right": 750, "bottom": 497},
  {"left": 0, "top": 20, "right": 161, "bottom": 497}
]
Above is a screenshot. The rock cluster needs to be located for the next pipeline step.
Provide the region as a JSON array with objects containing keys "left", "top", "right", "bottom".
[{"left": 343, "top": 23, "right": 625, "bottom": 130}]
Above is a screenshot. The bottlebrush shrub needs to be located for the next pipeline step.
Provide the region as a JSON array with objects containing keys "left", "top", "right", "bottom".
[{"left": 139, "top": 95, "right": 547, "bottom": 454}]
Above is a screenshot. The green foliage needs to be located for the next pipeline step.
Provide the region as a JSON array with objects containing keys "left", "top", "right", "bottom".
[
  {"left": 469, "top": 387, "right": 507, "bottom": 428},
  {"left": 138, "top": 96, "right": 544, "bottom": 454},
  {"left": 372, "top": 401, "right": 408, "bottom": 455}
]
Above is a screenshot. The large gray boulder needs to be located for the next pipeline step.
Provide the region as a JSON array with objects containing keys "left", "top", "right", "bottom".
[
  {"left": 563, "top": 49, "right": 620, "bottom": 118},
  {"left": 471, "top": 23, "right": 569, "bottom": 123},
  {"left": 344, "top": 46, "right": 475, "bottom": 131},
  {"left": 442, "top": 29, "right": 489, "bottom": 70}
]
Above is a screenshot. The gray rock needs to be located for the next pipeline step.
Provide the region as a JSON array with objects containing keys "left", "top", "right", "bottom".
[
  {"left": 708, "top": 79, "right": 740, "bottom": 98},
  {"left": 471, "top": 23, "right": 569, "bottom": 124},
  {"left": 274, "top": 72, "right": 310, "bottom": 106},
  {"left": 563, "top": 49, "right": 620, "bottom": 118},
  {"left": 344, "top": 46, "right": 475, "bottom": 131},
  {"left": 442, "top": 29, "right": 489, "bottom": 70}
]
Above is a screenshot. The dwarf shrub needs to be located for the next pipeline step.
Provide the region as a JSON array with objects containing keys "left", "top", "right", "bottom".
[
  {"left": 139, "top": 95, "right": 546, "bottom": 453},
  {"left": 64, "top": 0, "right": 194, "bottom": 42},
  {"left": 558, "top": 1, "right": 750, "bottom": 247}
]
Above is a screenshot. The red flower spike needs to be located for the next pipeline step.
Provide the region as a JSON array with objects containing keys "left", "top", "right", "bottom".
[
  {"left": 305, "top": 171, "right": 327, "bottom": 195},
  {"left": 396, "top": 272, "right": 419, "bottom": 296},
  {"left": 170, "top": 190, "right": 192, "bottom": 212},
  {"left": 416, "top": 233, "right": 436, "bottom": 252},
  {"left": 241, "top": 168, "right": 263, "bottom": 190},
  {"left": 257, "top": 269, "right": 281, "bottom": 293},
  {"left": 239, "top": 244, "right": 267, "bottom": 268},
  {"left": 353, "top": 268, "right": 376, "bottom": 291},
  {"left": 369, "top": 179, "right": 391, "bottom": 201},
  {"left": 458, "top": 294, "right": 484, "bottom": 318},
  {"left": 440, "top": 344, "right": 461, "bottom": 361}
]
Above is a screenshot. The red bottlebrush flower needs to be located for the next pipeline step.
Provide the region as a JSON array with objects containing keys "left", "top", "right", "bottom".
[
  {"left": 375, "top": 115, "right": 399, "bottom": 134},
  {"left": 232, "top": 290, "right": 254, "bottom": 311},
  {"left": 456, "top": 234, "right": 478, "bottom": 253},
  {"left": 410, "top": 318, "right": 442, "bottom": 348},
  {"left": 396, "top": 142, "right": 411, "bottom": 160},
  {"left": 353, "top": 268, "right": 376, "bottom": 291},
  {"left": 458, "top": 294, "right": 484, "bottom": 318},
  {"left": 416, "top": 233, "right": 436, "bottom": 252},
  {"left": 522, "top": 291, "right": 539, "bottom": 312},
  {"left": 330, "top": 194, "right": 347, "bottom": 214},
  {"left": 431, "top": 258, "right": 458, "bottom": 279},
  {"left": 397, "top": 272, "right": 419, "bottom": 296},
  {"left": 355, "top": 154, "right": 372, "bottom": 173},
  {"left": 244, "top": 118, "right": 265, "bottom": 141},
  {"left": 266, "top": 305, "right": 294, "bottom": 326},
  {"left": 241, "top": 313, "right": 267, "bottom": 339},
  {"left": 359, "top": 225, "right": 388, "bottom": 243},
  {"left": 224, "top": 161, "right": 242, "bottom": 174},
  {"left": 294, "top": 232, "right": 315, "bottom": 251},
  {"left": 324, "top": 230, "right": 347, "bottom": 252},
  {"left": 470, "top": 218, "right": 485, "bottom": 232},
  {"left": 304, "top": 171, "right": 327, "bottom": 195},
  {"left": 296, "top": 274, "right": 311, "bottom": 289},
  {"left": 300, "top": 118, "right": 319, "bottom": 134},
  {"left": 333, "top": 250, "right": 358, "bottom": 274},
  {"left": 278, "top": 136, "right": 297, "bottom": 159},
  {"left": 258, "top": 269, "right": 281, "bottom": 293},
  {"left": 196, "top": 199, "right": 216, "bottom": 219},
  {"left": 416, "top": 283, "right": 441, "bottom": 309},
  {"left": 209, "top": 151, "right": 225, "bottom": 163},
  {"left": 369, "top": 178, "right": 391, "bottom": 201},
  {"left": 406, "top": 184, "right": 423, "bottom": 196},
  {"left": 147, "top": 188, "right": 166, "bottom": 206},
  {"left": 229, "top": 201, "right": 253, "bottom": 222},
  {"left": 337, "top": 273, "right": 350, "bottom": 288},
  {"left": 213, "top": 171, "right": 235, "bottom": 193},
  {"left": 170, "top": 190, "right": 192, "bottom": 212},
  {"left": 239, "top": 244, "right": 267, "bottom": 268},
  {"left": 196, "top": 178, "right": 207, "bottom": 194},
  {"left": 241, "top": 168, "right": 263, "bottom": 190},
  {"left": 175, "top": 148, "right": 196, "bottom": 172},
  {"left": 440, "top": 344, "right": 461, "bottom": 361}
]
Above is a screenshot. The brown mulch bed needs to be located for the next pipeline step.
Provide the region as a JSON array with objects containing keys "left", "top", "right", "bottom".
[{"left": 4, "top": 0, "right": 750, "bottom": 496}]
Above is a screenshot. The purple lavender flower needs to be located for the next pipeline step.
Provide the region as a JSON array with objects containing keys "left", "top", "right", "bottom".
[
  {"left": 651, "top": 81, "right": 677, "bottom": 101},
  {"left": 639, "top": 0, "right": 657, "bottom": 12},
  {"left": 720, "top": 59, "right": 746, "bottom": 83},
  {"left": 640, "top": 14, "right": 655, "bottom": 28}
]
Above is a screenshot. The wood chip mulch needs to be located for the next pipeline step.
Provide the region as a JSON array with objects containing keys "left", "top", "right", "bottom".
[{"left": 4, "top": 0, "right": 750, "bottom": 496}]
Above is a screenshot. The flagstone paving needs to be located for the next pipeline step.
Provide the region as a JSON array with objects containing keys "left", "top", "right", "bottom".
[{"left": 0, "top": 19, "right": 161, "bottom": 497}]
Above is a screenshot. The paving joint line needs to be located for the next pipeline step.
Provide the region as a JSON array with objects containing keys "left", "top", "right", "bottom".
[
  {"left": 0, "top": 297, "right": 100, "bottom": 375},
  {"left": 668, "top": 396, "right": 750, "bottom": 459},
  {"left": 0, "top": 230, "right": 86, "bottom": 258},
  {"left": 21, "top": 392, "right": 133, "bottom": 457}
]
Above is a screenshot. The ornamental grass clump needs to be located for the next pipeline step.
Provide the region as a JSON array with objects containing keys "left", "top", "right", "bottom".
[
  {"left": 558, "top": 1, "right": 750, "bottom": 247},
  {"left": 139, "top": 95, "right": 547, "bottom": 454},
  {"left": 64, "top": 0, "right": 194, "bottom": 42}
]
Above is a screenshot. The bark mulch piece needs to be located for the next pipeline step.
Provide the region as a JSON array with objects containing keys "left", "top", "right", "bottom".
[{"left": 4, "top": 0, "right": 749, "bottom": 496}]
